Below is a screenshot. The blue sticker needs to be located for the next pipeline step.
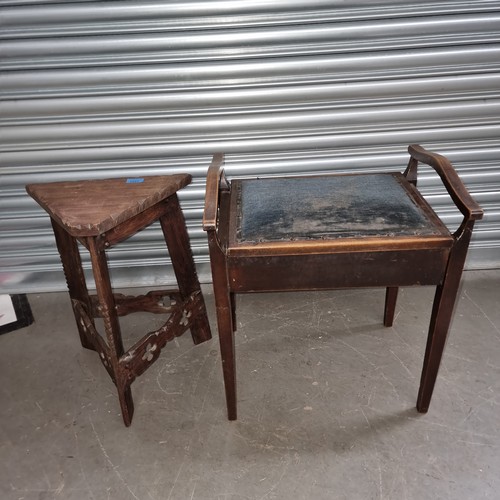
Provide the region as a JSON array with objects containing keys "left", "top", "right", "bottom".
[{"left": 126, "top": 178, "right": 144, "bottom": 183}]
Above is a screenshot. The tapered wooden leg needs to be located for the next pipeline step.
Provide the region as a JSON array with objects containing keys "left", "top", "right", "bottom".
[
  {"left": 87, "top": 238, "right": 134, "bottom": 426},
  {"left": 384, "top": 287, "right": 399, "bottom": 327},
  {"left": 206, "top": 231, "right": 236, "bottom": 420},
  {"left": 160, "top": 195, "right": 211, "bottom": 345},
  {"left": 51, "top": 219, "right": 95, "bottom": 350},
  {"left": 416, "top": 280, "right": 461, "bottom": 413},
  {"left": 216, "top": 299, "right": 237, "bottom": 420},
  {"left": 230, "top": 292, "right": 237, "bottom": 332},
  {"left": 117, "top": 384, "right": 134, "bottom": 427},
  {"left": 416, "top": 222, "right": 475, "bottom": 413}
]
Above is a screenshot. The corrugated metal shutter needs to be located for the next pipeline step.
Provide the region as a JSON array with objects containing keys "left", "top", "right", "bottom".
[{"left": 1, "top": 0, "right": 499, "bottom": 293}]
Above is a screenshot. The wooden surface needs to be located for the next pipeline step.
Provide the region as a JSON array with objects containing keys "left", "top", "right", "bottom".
[
  {"left": 28, "top": 172, "right": 211, "bottom": 426},
  {"left": 27, "top": 174, "right": 191, "bottom": 236}
]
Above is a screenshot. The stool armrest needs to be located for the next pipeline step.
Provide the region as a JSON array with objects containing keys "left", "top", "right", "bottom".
[
  {"left": 203, "top": 153, "right": 226, "bottom": 231},
  {"left": 408, "top": 144, "right": 483, "bottom": 221}
]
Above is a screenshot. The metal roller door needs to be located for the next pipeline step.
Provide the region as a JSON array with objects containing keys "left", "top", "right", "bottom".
[{"left": 1, "top": 0, "right": 499, "bottom": 293}]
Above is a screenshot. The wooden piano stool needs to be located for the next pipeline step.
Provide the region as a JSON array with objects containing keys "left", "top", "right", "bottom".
[{"left": 203, "top": 145, "right": 482, "bottom": 421}]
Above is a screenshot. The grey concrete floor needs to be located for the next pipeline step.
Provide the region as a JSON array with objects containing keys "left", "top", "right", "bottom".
[{"left": 1, "top": 269, "right": 499, "bottom": 500}]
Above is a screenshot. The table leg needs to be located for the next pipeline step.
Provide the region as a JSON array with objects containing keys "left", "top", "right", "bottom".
[
  {"left": 87, "top": 238, "right": 134, "bottom": 426},
  {"left": 51, "top": 219, "right": 95, "bottom": 351},
  {"left": 160, "top": 195, "right": 211, "bottom": 345}
]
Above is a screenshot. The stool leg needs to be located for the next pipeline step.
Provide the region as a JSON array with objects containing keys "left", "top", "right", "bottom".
[
  {"left": 215, "top": 294, "right": 237, "bottom": 420},
  {"left": 206, "top": 230, "right": 237, "bottom": 420},
  {"left": 160, "top": 194, "right": 211, "bottom": 345},
  {"left": 416, "top": 279, "right": 461, "bottom": 413},
  {"left": 87, "top": 238, "right": 134, "bottom": 426},
  {"left": 51, "top": 219, "right": 95, "bottom": 351},
  {"left": 416, "top": 223, "right": 474, "bottom": 413},
  {"left": 230, "top": 292, "right": 237, "bottom": 332},
  {"left": 384, "top": 287, "right": 399, "bottom": 327}
]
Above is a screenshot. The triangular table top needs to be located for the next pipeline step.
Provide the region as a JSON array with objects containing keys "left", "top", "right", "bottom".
[{"left": 27, "top": 174, "right": 191, "bottom": 237}]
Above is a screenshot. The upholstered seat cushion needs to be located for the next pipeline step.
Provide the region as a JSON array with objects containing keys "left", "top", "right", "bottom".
[{"left": 237, "top": 173, "right": 443, "bottom": 243}]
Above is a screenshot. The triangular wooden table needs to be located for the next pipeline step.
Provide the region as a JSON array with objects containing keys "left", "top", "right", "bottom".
[{"left": 27, "top": 175, "right": 211, "bottom": 426}]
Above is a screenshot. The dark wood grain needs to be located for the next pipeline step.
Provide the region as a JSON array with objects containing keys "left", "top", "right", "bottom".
[
  {"left": 27, "top": 174, "right": 211, "bottom": 426},
  {"left": 27, "top": 174, "right": 191, "bottom": 237}
]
